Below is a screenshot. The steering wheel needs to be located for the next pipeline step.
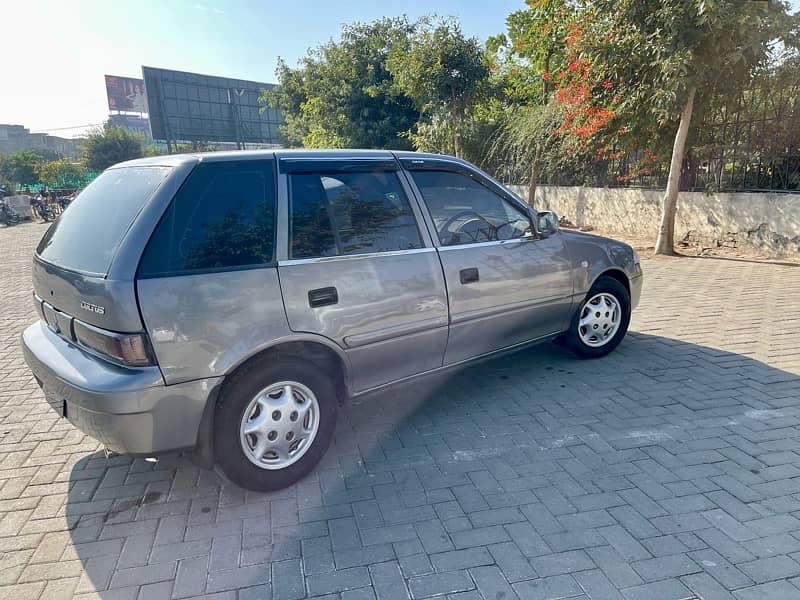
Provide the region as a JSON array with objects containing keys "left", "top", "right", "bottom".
[
  {"left": 440, "top": 210, "right": 496, "bottom": 243},
  {"left": 493, "top": 218, "right": 533, "bottom": 240}
]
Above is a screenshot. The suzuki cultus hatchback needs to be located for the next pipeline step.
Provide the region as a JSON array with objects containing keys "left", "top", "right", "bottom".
[{"left": 23, "top": 150, "right": 642, "bottom": 491}]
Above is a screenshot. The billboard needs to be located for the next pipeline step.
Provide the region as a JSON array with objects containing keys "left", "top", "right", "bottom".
[
  {"left": 109, "top": 114, "right": 151, "bottom": 138},
  {"left": 142, "top": 66, "right": 282, "bottom": 146},
  {"left": 105, "top": 75, "right": 148, "bottom": 112}
]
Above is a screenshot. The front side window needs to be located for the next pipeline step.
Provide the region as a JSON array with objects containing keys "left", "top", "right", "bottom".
[
  {"left": 289, "top": 170, "right": 422, "bottom": 259},
  {"left": 410, "top": 170, "right": 531, "bottom": 246},
  {"left": 138, "top": 160, "right": 276, "bottom": 277}
]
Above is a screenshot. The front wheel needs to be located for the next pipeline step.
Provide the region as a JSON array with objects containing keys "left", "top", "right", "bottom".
[
  {"left": 562, "top": 275, "right": 631, "bottom": 359},
  {"left": 214, "top": 357, "right": 337, "bottom": 491}
]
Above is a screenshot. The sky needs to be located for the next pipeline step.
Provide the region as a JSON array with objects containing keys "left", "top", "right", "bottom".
[{"left": 0, "top": 0, "right": 524, "bottom": 138}]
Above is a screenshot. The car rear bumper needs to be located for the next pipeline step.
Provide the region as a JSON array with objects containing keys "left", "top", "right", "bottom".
[{"left": 22, "top": 320, "right": 221, "bottom": 455}]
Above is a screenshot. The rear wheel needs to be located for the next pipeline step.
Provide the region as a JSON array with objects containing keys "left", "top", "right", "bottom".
[
  {"left": 563, "top": 275, "right": 631, "bottom": 359},
  {"left": 214, "top": 357, "right": 337, "bottom": 491}
]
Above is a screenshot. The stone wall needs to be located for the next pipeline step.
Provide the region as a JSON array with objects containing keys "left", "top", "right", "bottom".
[{"left": 507, "top": 184, "right": 800, "bottom": 257}]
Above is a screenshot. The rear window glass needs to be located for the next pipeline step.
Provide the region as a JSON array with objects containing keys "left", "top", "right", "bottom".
[
  {"left": 36, "top": 166, "right": 170, "bottom": 275},
  {"left": 138, "top": 160, "right": 276, "bottom": 278}
]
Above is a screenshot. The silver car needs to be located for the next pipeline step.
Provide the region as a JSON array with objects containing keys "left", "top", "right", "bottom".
[{"left": 22, "top": 150, "right": 642, "bottom": 491}]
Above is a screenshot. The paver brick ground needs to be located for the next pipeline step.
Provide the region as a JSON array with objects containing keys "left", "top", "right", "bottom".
[{"left": 1, "top": 221, "right": 800, "bottom": 599}]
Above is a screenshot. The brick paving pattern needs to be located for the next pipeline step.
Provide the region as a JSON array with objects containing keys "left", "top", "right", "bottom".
[{"left": 1, "top": 221, "right": 800, "bottom": 599}]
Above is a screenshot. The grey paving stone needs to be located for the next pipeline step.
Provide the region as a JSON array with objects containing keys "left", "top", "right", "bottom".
[
  {"left": 738, "top": 555, "right": 800, "bottom": 584},
  {"left": 335, "top": 544, "right": 396, "bottom": 570},
  {"left": 307, "top": 567, "right": 371, "bottom": 596},
  {"left": 574, "top": 569, "right": 624, "bottom": 600},
  {"left": 681, "top": 572, "right": 736, "bottom": 600},
  {"left": 597, "top": 526, "right": 651, "bottom": 561},
  {"left": 431, "top": 548, "right": 493, "bottom": 573},
  {"left": 362, "top": 525, "right": 418, "bottom": 547},
  {"left": 408, "top": 570, "right": 474, "bottom": 599},
  {"left": 733, "top": 580, "right": 800, "bottom": 600},
  {"left": 531, "top": 550, "right": 595, "bottom": 577},
  {"left": 450, "top": 526, "right": 510, "bottom": 550},
  {"left": 688, "top": 548, "right": 753, "bottom": 590},
  {"left": 487, "top": 542, "right": 537, "bottom": 583},
  {"left": 631, "top": 554, "right": 701, "bottom": 582},
  {"left": 620, "top": 578, "right": 694, "bottom": 600},
  {"left": 272, "top": 559, "right": 305, "bottom": 600},
  {"left": 399, "top": 554, "right": 434, "bottom": 578},
  {"left": 206, "top": 565, "right": 271, "bottom": 593},
  {"left": 370, "top": 560, "right": 410, "bottom": 600},
  {"left": 512, "top": 575, "right": 582, "bottom": 600},
  {"left": 587, "top": 547, "right": 643, "bottom": 589},
  {"left": 505, "top": 522, "right": 552, "bottom": 558},
  {"left": 468, "top": 508, "right": 525, "bottom": 528},
  {"left": 470, "top": 565, "right": 519, "bottom": 600},
  {"left": 415, "top": 520, "right": 454, "bottom": 554},
  {"left": 108, "top": 561, "right": 177, "bottom": 590},
  {"left": 702, "top": 511, "right": 758, "bottom": 543}
]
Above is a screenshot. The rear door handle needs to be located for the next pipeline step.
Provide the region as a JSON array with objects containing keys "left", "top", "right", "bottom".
[
  {"left": 460, "top": 268, "right": 479, "bottom": 284},
  {"left": 308, "top": 286, "right": 338, "bottom": 308}
]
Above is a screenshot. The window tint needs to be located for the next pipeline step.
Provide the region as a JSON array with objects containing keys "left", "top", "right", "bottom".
[
  {"left": 289, "top": 170, "right": 422, "bottom": 259},
  {"left": 411, "top": 170, "right": 531, "bottom": 246},
  {"left": 37, "top": 167, "right": 170, "bottom": 275},
  {"left": 139, "top": 160, "right": 275, "bottom": 277}
]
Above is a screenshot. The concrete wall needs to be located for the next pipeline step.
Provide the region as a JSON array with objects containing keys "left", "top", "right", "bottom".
[{"left": 507, "top": 184, "right": 800, "bottom": 257}]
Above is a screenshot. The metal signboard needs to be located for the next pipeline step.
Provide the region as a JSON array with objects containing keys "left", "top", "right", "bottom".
[
  {"left": 105, "top": 75, "right": 148, "bottom": 112},
  {"left": 142, "top": 66, "right": 282, "bottom": 147}
]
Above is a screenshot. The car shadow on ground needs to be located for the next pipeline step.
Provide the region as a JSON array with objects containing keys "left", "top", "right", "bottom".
[{"left": 66, "top": 332, "right": 800, "bottom": 598}]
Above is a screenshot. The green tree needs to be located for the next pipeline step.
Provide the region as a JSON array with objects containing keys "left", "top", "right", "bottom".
[
  {"left": 575, "top": 0, "right": 794, "bottom": 254},
  {"left": 0, "top": 150, "right": 45, "bottom": 185},
  {"left": 263, "top": 17, "right": 418, "bottom": 149},
  {"left": 35, "top": 159, "right": 87, "bottom": 188},
  {"left": 81, "top": 125, "right": 144, "bottom": 171},
  {"left": 387, "top": 17, "right": 489, "bottom": 158},
  {"left": 486, "top": 0, "right": 578, "bottom": 201}
]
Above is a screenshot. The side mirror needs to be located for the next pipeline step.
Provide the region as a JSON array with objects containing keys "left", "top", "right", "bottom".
[{"left": 537, "top": 211, "right": 559, "bottom": 236}]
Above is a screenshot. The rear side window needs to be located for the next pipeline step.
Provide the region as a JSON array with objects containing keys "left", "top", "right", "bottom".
[
  {"left": 36, "top": 166, "right": 170, "bottom": 275},
  {"left": 138, "top": 160, "right": 276, "bottom": 278},
  {"left": 288, "top": 170, "right": 422, "bottom": 259}
]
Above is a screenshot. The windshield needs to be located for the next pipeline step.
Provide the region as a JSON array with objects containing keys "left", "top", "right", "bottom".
[{"left": 36, "top": 166, "right": 171, "bottom": 276}]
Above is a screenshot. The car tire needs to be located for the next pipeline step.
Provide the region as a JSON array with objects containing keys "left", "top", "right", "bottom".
[
  {"left": 214, "top": 357, "right": 337, "bottom": 491},
  {"left": 563, "top": 275, "right": 631, "bottom": 359}
]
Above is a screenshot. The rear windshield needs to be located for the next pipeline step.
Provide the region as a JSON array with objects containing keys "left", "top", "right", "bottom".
[{"left": 36, "top": 166, "right": 171, "bottom": 275}]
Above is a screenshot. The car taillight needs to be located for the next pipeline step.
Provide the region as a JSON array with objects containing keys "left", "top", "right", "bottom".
[{"left": 73, "top": 321, "right": 155, "bottom": 367}]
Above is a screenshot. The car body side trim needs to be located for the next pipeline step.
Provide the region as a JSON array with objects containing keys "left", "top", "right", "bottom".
[
  {"left": 342, "top": 318, "right": 448, "bottom": 348},
  {"left": 278, "top": 247, "right": 436, "bottom": 266},
  {"left": 436, "top": 236, "right": 537, "bottom": 252},
  {"left": 450, "top": 294, "right": 571, "bottom": 326},
  {"left": 351, "top": 330, "right": 562, "bottom": 399}
]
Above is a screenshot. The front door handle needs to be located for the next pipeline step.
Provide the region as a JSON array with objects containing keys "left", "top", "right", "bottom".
[
  {"left": 308, "top": 286, "right": 338, "bottom": 308},
  {"left": 460, "top": 268, "right": 479, "bottom": 284}
]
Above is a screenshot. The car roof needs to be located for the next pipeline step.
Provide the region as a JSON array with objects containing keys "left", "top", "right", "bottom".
[{"left": 114, "top": 149, "right": 470, "bottom": 169}]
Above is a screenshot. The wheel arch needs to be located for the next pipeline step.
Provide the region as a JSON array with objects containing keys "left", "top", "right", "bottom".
[
  {"left": 191, "top": 335, "right": 351, "bottom": 468},
  {"left": 593, "top": 267, "right": 630, "bottom": 297}
]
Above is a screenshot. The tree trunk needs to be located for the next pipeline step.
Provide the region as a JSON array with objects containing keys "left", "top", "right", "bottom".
[
  {"left": 655, "top": 85, "right": 696, "bottom": 256},
  {"left": 451, "top": 89, "right": 463, "bottom": 159},
  {"left": 528, "top": 149, "right": 541, "bottom": 207}
]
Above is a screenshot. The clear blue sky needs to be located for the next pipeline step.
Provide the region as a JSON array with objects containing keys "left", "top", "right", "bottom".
[{"left": 0, "top": 0, "right": 524, "bottom": 138}]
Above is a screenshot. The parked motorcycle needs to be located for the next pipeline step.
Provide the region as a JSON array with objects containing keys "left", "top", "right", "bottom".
[
  {"left": 0, "top": 186, "right": 21, "bottom": 226},
  {"left": 31, "top": 195, "right": 55, "bottom": 222}
]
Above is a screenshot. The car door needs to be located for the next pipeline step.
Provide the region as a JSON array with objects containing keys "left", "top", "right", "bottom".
[
  {"left": 402, "top": 159, "right": 574, "bottom": 365},
  {"left": 277, "top": 156, "right": 449, "bottom": 393}
]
